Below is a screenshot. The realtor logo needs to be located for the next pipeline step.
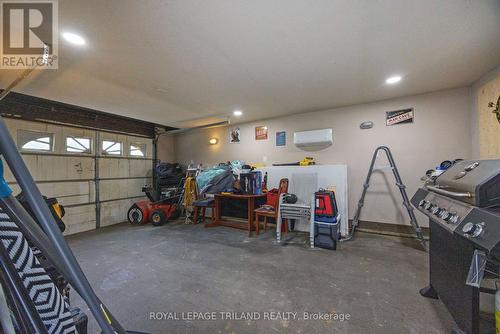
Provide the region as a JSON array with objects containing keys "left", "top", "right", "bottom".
[{"left": 1, "top": 0, "right": 58, "bottom": 69}]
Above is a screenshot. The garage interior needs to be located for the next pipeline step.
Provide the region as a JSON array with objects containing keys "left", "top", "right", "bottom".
[{"left": 0, "top": 1, "right": 499, "bottom": 334}]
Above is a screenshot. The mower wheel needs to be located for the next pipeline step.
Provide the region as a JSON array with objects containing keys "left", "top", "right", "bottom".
[
  {"left": 150, "top": 210, "right": 166, "bottom": 226},
  {"left": 128, "top": 204, "right": 145, "bottom": 224}
]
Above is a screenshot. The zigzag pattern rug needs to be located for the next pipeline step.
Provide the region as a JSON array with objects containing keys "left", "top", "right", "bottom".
[{"left": 0, "top": 211, "right": 76, "bottom": 334}]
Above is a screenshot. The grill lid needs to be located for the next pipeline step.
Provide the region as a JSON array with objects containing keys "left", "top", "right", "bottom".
[{"left": 430, "top": 159, "right": 500, "bottom": 207}]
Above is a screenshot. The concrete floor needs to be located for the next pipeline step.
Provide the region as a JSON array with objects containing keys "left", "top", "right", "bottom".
[{"left": 68, "top": 222, "right": 454, "bottom": 334}]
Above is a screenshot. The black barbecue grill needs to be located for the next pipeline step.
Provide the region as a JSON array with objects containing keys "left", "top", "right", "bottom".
[{"left": 411, "top": 159, "right": 500, "bottom": 334}]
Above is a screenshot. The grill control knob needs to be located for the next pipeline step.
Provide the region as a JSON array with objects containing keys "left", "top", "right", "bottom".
[
  {"left": 449, "top": 215, "right": 460, "bottom": 224},
  {"left": 424, "top": 202, "right": 433, "bottom": 211},
  {"left": 419, "top": 200, "right": 427, "bottom": 207},
  {"left": 440, "top": 210, "right": 451, "bottom": 221},
  {"left": 462, "top": 222, "right": 484, "bottom": 238},
  {"left": 432, "top": 207, "right": 442, "bottom": 216}
]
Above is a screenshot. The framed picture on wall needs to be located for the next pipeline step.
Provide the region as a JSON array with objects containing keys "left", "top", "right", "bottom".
[
  {"left": 386, "top": 108, "right": 414, "bottom": 126},
  {"left": 276, "top": 131, "right": 286, "bottom": 146},
  {"left": 255, "top": 126, "right": 268, "bottom": 140},
  {"left": 229, "top": 127, "right": 241, "bottom": 143}
]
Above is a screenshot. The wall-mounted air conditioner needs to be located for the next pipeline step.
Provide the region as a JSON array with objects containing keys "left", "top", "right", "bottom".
[{"left": 293, "top": 128, "right": 333, "bottom": 148}]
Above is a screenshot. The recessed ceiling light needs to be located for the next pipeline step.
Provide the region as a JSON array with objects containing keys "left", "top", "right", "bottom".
[
  {"left": 62, "top": 32, "right": 86, "bottom": 46},
  {"left": 385, "top": 76, "right": 402, "bottom": 84},
  {"left": 233, "top": 110, "right": 243, "bottom": 117}
]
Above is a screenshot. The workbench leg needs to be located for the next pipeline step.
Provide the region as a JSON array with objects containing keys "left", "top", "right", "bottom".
[
  {"left": 216, "top": 197, "right": 221, "bottom": 221},
  {"left": 248, "top": 198, "right": 254, "bottom": 237},
  {"left": 255, "top": 213, "right": 260, "bottom": 236},
  {"left": 205, "top": 197, "right": 220, "bottom": 228}
]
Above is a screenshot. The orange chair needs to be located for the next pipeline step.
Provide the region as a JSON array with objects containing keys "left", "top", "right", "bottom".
[{"left": 254, "top": 178, "right": 289, "bottom": 235}]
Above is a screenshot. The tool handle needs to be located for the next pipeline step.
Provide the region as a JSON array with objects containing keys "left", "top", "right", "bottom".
[{"left": 427, "top": 185, "right": 473, "bottom": 198}]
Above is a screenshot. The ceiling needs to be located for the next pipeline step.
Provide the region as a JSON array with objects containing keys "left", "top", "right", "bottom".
[{"left": 1, "top": 0, "right": 499, "bottom": 128}]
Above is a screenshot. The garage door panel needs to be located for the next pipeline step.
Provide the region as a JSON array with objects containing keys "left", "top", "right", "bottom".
[
  {"left": 9, "top": 181, "right": 94, "bottom": 206},
  {"left": 100, "top": 198, "right": 146, "bottom": 227},
  {"left": 38, "top": 156, "right": 90, "bottom": 181},
  {"left": 5, "top": 155, "right": 43, "bottom": 181},
  {"left": 58, "top": 194, "right": 93, "bottom": 207},
  {"left": 63, "top": 205, "right": 96, "bottom": 235},
  {"left": 39, "top": 181, "right": 94, "bottom": 205},
  {"left": 129, "top": 159, "right": 152, "bottom": 177},
  {"left": 127, "top": 178, "right": 151, "bottom": 197},
  {"left": 4, "top": 156, "right": 40, "bottom": 181},
  {"left": 4, "top": 186, "right": 95, "bottom": 235},
  {"left": 99, "top": 158, "right": 130, "bottom": 178},
  {"left": 64, "top": 156, "right": 95, "bottom": 179},
  {"left": 5, "top": 155, "right": 95, "bottom": 182},
  {"left": 99, "top": 180, "right": 128, "bottom": 201},
  {"left": 99, "top": 179, "right": 149, "bottom": 201}
]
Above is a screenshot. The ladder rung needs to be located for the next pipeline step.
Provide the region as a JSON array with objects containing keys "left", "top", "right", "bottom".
[{"left": 372, "top": 166, "right": 394, "bottom": 171}]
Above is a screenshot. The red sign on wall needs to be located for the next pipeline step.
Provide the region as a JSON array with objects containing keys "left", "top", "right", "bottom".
[{"left": 255, "top": 126, "right": 268, "bottom": 140}]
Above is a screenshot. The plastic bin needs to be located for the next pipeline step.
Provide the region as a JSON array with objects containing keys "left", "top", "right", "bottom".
[{"left": 314, "top": 221, "right": 340, "bottom": 250}]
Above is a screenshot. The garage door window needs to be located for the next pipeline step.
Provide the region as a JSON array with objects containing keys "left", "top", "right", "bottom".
[
  {"left": 17, "top": 130, "right": 54, "bottom": 152},
  {"left": 102, "top": 140, "right": 122, "bottom": 156},
  {"left": 66, "top": 136, "right": 92, "bottom": 154},
  {"left": 130, "top": 143, "right": 146, "bottom": 157}
]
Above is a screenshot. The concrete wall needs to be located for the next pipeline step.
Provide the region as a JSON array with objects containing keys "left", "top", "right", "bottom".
[
  {"left": 164, "top": 87, "right": 473, "bottom": 227},
  {"left": 3, "top": 118, "right": 152, "bottom": 235}
]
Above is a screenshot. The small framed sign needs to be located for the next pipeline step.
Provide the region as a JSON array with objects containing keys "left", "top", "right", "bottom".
[
  {"left": 229, "top": 127, "right": 241, "bottom": 143},
  {"left": 255, "top": 126, "right": 268, "bottom": 140},
  {"left": 276, "top": 131, "right": 286, "bottom": 146},
  {"left": 386, "top": 108, "right": 414, "bottom": 126}
]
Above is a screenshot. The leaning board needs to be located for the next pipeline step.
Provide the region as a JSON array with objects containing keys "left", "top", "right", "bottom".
[
  {"left": 257, "top": 165, "right": 348, "bottom": 236},
  {"left": 478, "top": 75, "right": 500, "bottom": 159}
]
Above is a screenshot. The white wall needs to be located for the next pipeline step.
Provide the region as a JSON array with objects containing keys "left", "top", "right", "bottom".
[
  {"left": 157, "top": 134, "right": 176, "bottom": 162},
  {"left": 163, "top": 87, "right": 473, "bottom": 227}
]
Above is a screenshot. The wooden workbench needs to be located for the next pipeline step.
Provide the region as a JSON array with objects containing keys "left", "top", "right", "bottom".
[{"left": 204, "top": 193, "right": 266, "bottom": 236}]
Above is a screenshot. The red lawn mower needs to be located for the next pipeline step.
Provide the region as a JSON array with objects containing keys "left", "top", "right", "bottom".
[{"left": 127, "top": 180, "right": 184, "bottom": 226}]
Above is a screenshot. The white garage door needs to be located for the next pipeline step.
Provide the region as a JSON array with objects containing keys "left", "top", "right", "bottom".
[{"left": 3, "top": 118, "right": 153, "bottom": 235}]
